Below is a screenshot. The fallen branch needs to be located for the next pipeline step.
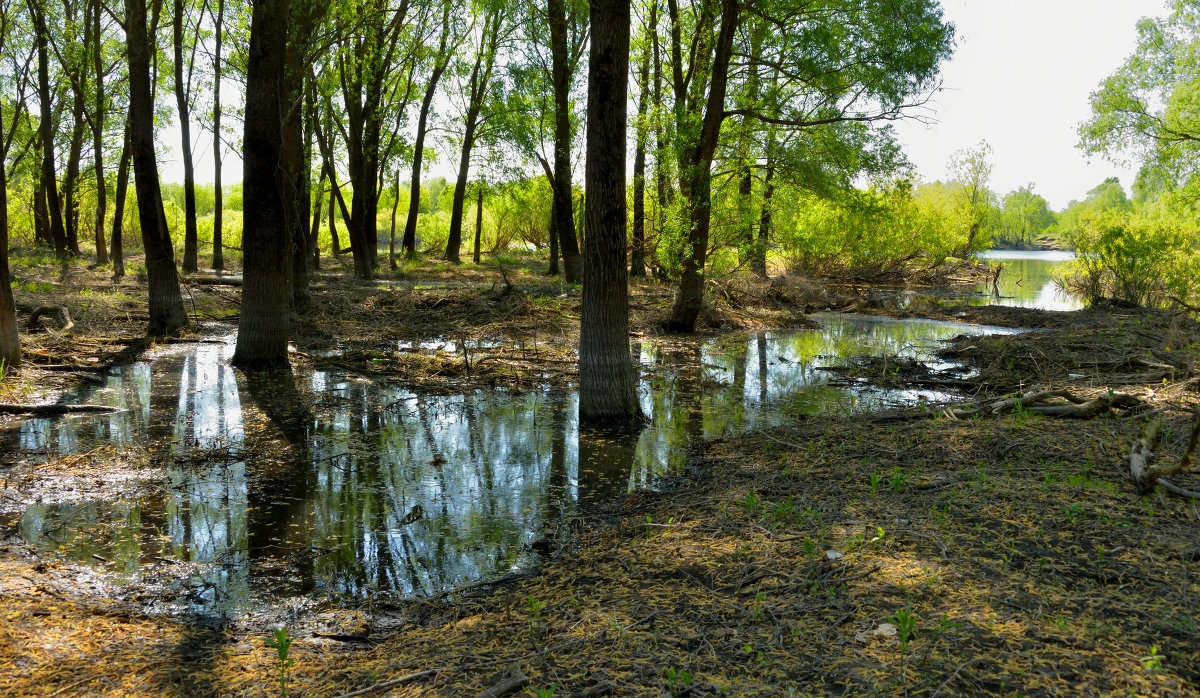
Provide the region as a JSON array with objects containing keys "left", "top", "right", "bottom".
[
  {"left": 478, "top": 664, "right": 529, "bottom": 698},
  {"left": 0, "top": 404, "right": 123, "bottom": 415},
  {"left": 1128, "top": 418, "right": 1200, "bottom": 497},
  {"left": 26, "top": 305, "right": 73, "bottom": 333}
]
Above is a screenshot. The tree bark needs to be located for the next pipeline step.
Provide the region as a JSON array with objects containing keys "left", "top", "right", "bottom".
[
  {"left": 547, "top": 0, "right": 581, "bottom": 283},
  {"left": 63, "top": 93, "right": 85, "bottom": 255},
  {"left": 126, "top": 0, "right": 188, "bottom": 335},
  {"left": 110, "top": 128, "right": 131, "bottom": 278},
  {"left": 90, "top": 0, "right": 109, "bottom": 266},
  {"left": 630, "top": 18, "right": 651, "bottom": 279},
  {"left": 234, "top": 0, "right": 293, "bottom": 368},
  {"left": 174, "top": 0, "right": 198, "bottom": 272},
  {"left": 211, "top": 0, "right": 224, "bottom": 270},
  {"left": 0, "top": 111, "right": 18, "bottom": 369},
  {"left": 32, "top": 0, "right": 69, "bottom": 259},
  {"left": 752, "top": 141, "right": 775, "bottom": 277},
  {"left": 473, "top": 184, "right": 484, "bottom": 264},
  {"left": 579, "top": 0, "right": 640, "bottom": 424},
  {"left": 402, "top": 14, "right": 451, "bottom": 260},
  {"left": 665, "top": 0, "right": 739, "bottom": 333}
]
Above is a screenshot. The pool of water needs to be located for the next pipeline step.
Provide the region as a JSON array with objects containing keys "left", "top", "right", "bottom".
[
  {"left": 870, "top": 250, "right": 1080, "bottom": 312},
  {"left": 1, "top": 315, "right": 1018, "bottom": 614}
]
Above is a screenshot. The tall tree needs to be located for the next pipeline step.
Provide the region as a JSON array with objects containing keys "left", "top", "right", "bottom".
[
  {"left": 545, "top": 0, "right": 582, "bottom": 282},
  {"left": 663, "top": 0, "right": 954, "bottom": 332},
  {"left": 30, "top": 0, "right": 69, "bottom": 258},
  {"left": 629, "top": 0, "right": 651, "bottom": 279},
  {"left": 89, "top": 0, "right": 108, "bottom": 266},
  {"left": 110, "top": 126, "right": 130, "bottom": 277},
  {"left": 210, "top": 0, "right": 224, "bottom": 270},
  {"left": 579, "top": 0, "right": 640, "bottom": 423},
  {"left": 445, "top": 0, "right": 508, "bottom": 263},
  {"left": 233, "top": 0, "right": 305, "bottom": 367},
  {"left": 126, "top": 0, "right": 188, "bottom": 335},
  {"left": 0, "top": 3, "right": 33, "bottom": 370},
  {"left": 173, "top": 0, "right": 198, "bottom": 272},
  {"left": 401, "top": 0, "right": 453, "bottom": 260}
]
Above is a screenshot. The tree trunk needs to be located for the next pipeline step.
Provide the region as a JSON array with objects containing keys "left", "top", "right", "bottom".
[
  {"left": 233, "top": 0, "right": 291, "bottom": 368},
  {"left": 211, "top": 0, "right": 224, "bottom": 271},
  {"left": 547, "top": 195, "right": 559, "bottom": 275},
  {"left": 0, "top": 112, "right": 19, "bottom": 369},
  {"left": 445, "top": 107, "right": 479, "bottom": 263},
  {"left": 579, "top": 0, "right": 640, "bottom": 424},
  {"left": 33, "top": 177, "right": 50, "bottom": 248},
  {"left": 90, "top": 0, "right": 108, "bottom": 266},
  {"left": 473, "top": 184, "right": 483, "bottom": 264},
  {"left": 126, "top": 0, "right": 188, "bottom": 335},
  {"left": 389, "top": 170, "right": 400, "bottom": 269},
  {"left": 111, "top": 127, "right": 130, "bottom": 278},
  {"left": 665, "top": 0, "right": 738, "bottom": 333},
  {"left": 547, "top": 0, "right": 581, "bottom": 283},
  {"left": 752, "top": 147, "right": 774, "bottom": 277},
  {"left": 32, "top": 1, "right": 69, "bottom": 259},
  {"left": 328, "top": 175, "right": 340, "bottom": 257},
  {"left": 630, "top": 21, "right": 650, "bottom": 279},
  {"left": 174, "top": 0, "right": 198, "bottom": 272},
  {"left": 402, "top": 38, "right": 450, "bottom": 260},
  {"left": 64, "top": 96, "right": 85, "bottom": 255}
]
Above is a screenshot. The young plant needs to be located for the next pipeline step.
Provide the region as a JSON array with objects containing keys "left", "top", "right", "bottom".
[{"left": 264, "top": 627, "right": 295, "bottom": 697}]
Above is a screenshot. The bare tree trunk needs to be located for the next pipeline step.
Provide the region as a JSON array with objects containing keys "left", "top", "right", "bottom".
[
  {"left": 630, "top": 16, "right": 650, "bottom": 279},
  {"left": 173, "top": 0, "right": 198, "bottom": 272},
  {"left": 0, "top": 111, "right": 18, "bottom": 369},
  {"left": 64, "top": 95, "right": 85, "bottom": 255},
  {"left": 126, "top": 0, "right": 188, "bottom": 335},
  {"left": 753, "top": 146, "right": 774, "bottom": 277},
  {"left": 233, "top": 0, "right": 291, "bottom": 367},
  {"left": 90, "top": 0, "right": 108, "bottom": 266},
  {"left": 402, "top": 11, "right": 451, "bottom": 260},
  {"left": 579, "top": 0, "right": 640, "bottom": 423},
  {"left": 665, "top": 0, "right": 738, "bottom": 333},
  {"left": 472, "top": 184, "right": 483, "bottom": 264},
  {"left": 211, "top": 0, "right": 224, "bottom": 270},
  {"left": 547, "top": 198, "right": 559, "bottom": 275},
  {"left": 389, "top": 170, "right": 400, "bottom": 270},
  {"left": 32, "top": 0, "right": 69, "bottom": 259},
  {"left": 110, "top": 127, "right": 131, "bottom": 278},
  {"left": 547, "top": 0, "right": 581, "bottom": 283}
]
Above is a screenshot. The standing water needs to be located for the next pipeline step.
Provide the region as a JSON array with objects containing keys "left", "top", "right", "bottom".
[
  {"left": 975, "top": 250, "right": 1080, "bottom": 311},
  {"left": 0, "top": 316, "right": 1021, "bottom": 614}
]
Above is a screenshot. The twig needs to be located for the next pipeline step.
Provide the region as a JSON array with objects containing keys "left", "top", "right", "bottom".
[
  {"left": 333, "top": 669, "right": 439, "bottom": 697},
  {"left": 931, "top": 658, "right": 981, "bottom": 698}
]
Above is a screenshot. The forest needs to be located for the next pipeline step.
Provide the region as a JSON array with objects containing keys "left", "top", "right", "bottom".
[{"left": 2, "top": 0, "right": 1200, "bottom": 695}]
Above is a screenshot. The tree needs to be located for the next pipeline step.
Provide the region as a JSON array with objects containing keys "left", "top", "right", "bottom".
[
  {"left": 0, "top": 1, "right": 34, "bottom": 370},
  {"left": 999, "top": 185, "right": 1054, "bottom": 247},
  {"left": 662, "top": 0, "right": 954, "bottom": 332},
  {"left": 233, "top": 0, "right": 318, "bottom": 367},
  {"left": 126, "top": 0, "right": 188, "bottom": 335},
  {"left": 401, "top": 0, "right": 455, "bottom": 260},
  {"left": 544, "top": 0, "right": 584, "bottom": 282},
  {"left": 578, "top": 0, "right": 641, "bottom": 423},
  {"left": 948, "top": 140, "right": 995, "bottom": 256},
  {"left": 30, "top": 0, "right": 69, "bottom": 258},
  {"left": 1080, "top": 1, "right": 1200, "bottom": 199},
  {"left": 174, "top": 0, "right": 199, "bottom": 272},
  {"left": 445, "top": 0, "right": 509, "bottom": 264}
]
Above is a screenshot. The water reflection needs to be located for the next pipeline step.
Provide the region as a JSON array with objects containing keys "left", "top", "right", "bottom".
[
  {"left": 872, "top": 250, "right": 1080, "bottom": 311},
  {"left": 4, "top": 316, "right": 1016, "bottom": 613}
]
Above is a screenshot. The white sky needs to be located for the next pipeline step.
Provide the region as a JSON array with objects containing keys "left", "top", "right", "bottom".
[
  {"left": 162, "top": 0, "right": 1169, "bottom": 212},
  {"left": 892, "top": 0, "right": 1170, "bottom": 210}
]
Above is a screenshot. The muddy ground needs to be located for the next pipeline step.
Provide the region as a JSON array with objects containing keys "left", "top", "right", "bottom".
[{"left": 1, "top": 252, "right": 1199, "bottom": 696}]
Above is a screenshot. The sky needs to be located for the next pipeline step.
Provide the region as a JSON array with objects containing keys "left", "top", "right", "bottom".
[
  {"left": 892, "top": 0, "right": 1170, "bottom": 210},
  {"left": 162, "top": 0, "right": 1171, "bottom": 212}
]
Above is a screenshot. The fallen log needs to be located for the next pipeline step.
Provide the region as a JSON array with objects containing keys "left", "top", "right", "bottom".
[
  {"left": 26, "top": 305, "right": 73, "bottom": 333},
  {"left": 1129, "top": 414, "right": 1200, "bottom": 498},
  {"left": 0, "top": 404, "right": 122, "bottom": 415}
]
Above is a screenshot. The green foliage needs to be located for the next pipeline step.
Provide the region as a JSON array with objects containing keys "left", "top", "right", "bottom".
[
  {"left": 1062, "top": 204, "right": 1198, "bottom": 306},
  {"left": 263, "top": 627, "right": 295, "bottom": 697}
]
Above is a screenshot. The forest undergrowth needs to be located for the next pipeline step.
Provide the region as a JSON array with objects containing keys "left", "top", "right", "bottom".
[{"left": 1, "top": 252, "right": 1198, "bottom": 696}]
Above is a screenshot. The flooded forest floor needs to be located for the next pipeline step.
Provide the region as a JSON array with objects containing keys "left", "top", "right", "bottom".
[{"left": 3, "top": 254, "right": 1200, "bottom": 696}]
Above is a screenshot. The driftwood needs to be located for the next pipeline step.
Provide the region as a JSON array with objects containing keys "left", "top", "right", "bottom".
[
  {"left": 26, "top": 305, "right": 73, "bottom": 332},
  {"left": 872, "top": 388, "right": 1142, "bottom": 423},
  {"left": 0, "top": 404, "right": 122, "bottom": 415},
  {"left": 478, "top": 665, "right": 529, "bottom": 698},
  {"left": 1129, "top": 415, "right": 1200, "bottom": 498}
]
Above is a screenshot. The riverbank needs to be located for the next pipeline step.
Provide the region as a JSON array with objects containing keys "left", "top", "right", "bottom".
[{"left": 1, "top": 253, "right": 1199, "bottom": 696}]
